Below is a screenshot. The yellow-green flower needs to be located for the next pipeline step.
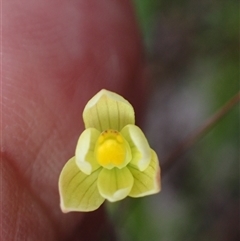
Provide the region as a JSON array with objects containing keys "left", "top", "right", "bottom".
[{"left": 59, "top": 89, "right": 161, "bottom": 212}]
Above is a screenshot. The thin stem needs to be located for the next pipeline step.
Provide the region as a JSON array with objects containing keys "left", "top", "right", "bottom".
[{"left": 162, "top": 91, "right": 240, "bottom": 173}]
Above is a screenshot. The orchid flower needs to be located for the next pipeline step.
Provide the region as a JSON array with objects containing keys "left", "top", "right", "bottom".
[{"left": 59, "top": 89, "right": 161, "bottom": 212}]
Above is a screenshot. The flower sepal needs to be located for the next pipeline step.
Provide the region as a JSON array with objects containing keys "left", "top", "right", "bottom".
[{"left": 58, "top": 89, "right": 161, "bottom": 212}]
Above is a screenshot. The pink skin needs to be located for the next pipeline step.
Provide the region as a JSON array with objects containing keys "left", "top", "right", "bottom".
[{"left": 2, "top": 0, "right": 144, "bottom": 240}]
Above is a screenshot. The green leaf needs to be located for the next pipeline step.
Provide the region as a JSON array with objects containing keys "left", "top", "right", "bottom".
[
  {"left": 97, "top": 167, "right": 134, "bottom": 202},
  {"left": 75, "top": 128, "right": 100, "bottom": 175},
  {"left": 128, "top": 150, "right": 161, "bottom": 197},
  {"left": 121, "top": 124, "right": 151, "bottom": 171},
  {"left": 59, "top": 157, "right": 104, "bottom": 212},
  {"left": 83, "top": 89, "right": 135, "bottom": 132}
]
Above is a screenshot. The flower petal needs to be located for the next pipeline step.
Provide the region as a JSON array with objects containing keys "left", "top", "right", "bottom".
[
  {"left": 128, "top": 150, "right": 161, "bottom": 198},
  {"left": 83, "top": 89, "right": 135, "bottom": 132},
  {"left": 121, "top": 124, "right": 151, "bottom": 171},
  {"left": 75, "top": 128, "right": 100, "bottom": 175},
  {"left": 59, "top": 157, "right": 104, "bottom": 212},
  {"left": 94, "top": 130, "right": 132, "bottom": 170},
  {"left": 97, "top": 167, "right": 134, "bottom": 202}
]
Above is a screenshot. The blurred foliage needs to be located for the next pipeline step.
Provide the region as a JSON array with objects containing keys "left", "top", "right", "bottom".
[
  {"left": 133, "top": 0, "right": 161, "bottom": 37},
  {"left": 113, "top": 0, "right": 239, "bottom": 240}
]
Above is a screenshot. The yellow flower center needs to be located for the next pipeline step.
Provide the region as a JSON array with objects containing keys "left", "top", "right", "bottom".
[{"left": 95, "top": 129, "right": 127, "bottom": 168}]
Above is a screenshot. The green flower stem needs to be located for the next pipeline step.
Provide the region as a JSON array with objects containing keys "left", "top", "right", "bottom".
[{"left": 163, "top": 91, "right": 240, "bottom": 173}]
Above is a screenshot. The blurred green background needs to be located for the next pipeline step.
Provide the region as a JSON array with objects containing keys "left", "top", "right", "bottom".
[{"left": 109, "top": 0, "right": 239, "bottom": 240}]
